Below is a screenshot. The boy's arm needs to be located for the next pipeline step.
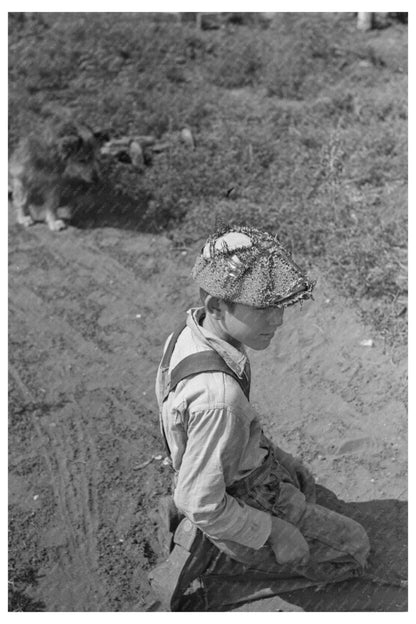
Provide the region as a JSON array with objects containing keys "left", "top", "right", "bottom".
[
  {"left": 174, "top": 405, "right": 272, "bottom": 550},
  {"left": 173, "top": 407, "right": 310, "bottom": 565}
]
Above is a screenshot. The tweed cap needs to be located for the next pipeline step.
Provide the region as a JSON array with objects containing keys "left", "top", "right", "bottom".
[{"left": 192, "top": 225, "right": 315, "bottom": 308}]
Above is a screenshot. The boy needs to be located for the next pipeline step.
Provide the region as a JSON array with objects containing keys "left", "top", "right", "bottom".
[{"left": 150, "top": 225, "right": 370, "bottom": 611}]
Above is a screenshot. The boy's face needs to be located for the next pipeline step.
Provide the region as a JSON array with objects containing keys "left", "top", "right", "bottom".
[{"left": 221, "top": 302, "right": 284, "bottom": 351}]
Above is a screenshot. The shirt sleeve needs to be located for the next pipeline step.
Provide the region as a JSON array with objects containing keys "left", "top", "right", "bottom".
[{"left": 173, "top": 405, "right": 272, "bottom": 549}]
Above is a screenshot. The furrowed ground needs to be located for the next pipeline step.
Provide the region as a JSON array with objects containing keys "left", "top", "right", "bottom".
[{"left": 8, "top": 12, "right": 407, "bottom": 611}]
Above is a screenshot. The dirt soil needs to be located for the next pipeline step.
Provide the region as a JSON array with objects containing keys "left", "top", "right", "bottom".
[{"left": 8, "top": 203, "right": 407, "bottom": 612}]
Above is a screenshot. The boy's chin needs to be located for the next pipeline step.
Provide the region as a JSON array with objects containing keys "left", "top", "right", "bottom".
[{"left": 246, "top": 337, "right": 273, "bottom": 351}]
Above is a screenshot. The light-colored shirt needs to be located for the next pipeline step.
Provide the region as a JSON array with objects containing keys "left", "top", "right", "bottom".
[{"left": 155, "top": 307, "right": 272, "bottom": 549}]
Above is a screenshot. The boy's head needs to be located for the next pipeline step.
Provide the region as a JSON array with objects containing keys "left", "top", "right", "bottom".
[{"left": 193, "top": 225, "right": 315, "bottom": 350}]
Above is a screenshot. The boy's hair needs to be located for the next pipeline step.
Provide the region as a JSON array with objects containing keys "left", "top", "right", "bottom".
[{"left": 199, "top": 288, "right": 236, "bottom": 311}]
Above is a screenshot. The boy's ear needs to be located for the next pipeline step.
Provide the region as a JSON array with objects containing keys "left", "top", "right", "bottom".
[{"left": 205, "top": 295, "right": 225, "bottom": 319}]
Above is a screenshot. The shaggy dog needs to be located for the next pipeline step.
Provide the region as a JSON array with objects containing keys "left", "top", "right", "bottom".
[{"left": 9, "top": 119, "right": 103, "bottom": 231}]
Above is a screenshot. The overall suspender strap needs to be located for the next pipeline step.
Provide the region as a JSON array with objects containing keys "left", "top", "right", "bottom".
[
  {"left": 167, "top": 351, "right": 250, "bottom": 401},
  {"left": 160, "top": 322, "right": 188, "bottom": 372},
  {"left": 160, "top": 321, "right": 251, "bottom": 456},
  {"left": 161, "top": 324, "right": 251, "bottom": 402}
]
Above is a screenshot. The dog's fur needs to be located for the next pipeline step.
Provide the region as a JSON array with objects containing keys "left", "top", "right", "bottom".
[{"left": 9, "top": 119, "right": 103, "bottom": 231}]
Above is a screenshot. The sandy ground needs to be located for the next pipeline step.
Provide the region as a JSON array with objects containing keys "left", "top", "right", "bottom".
[{"left": 8, "top": 205, "right": 407, "bottom": 611}]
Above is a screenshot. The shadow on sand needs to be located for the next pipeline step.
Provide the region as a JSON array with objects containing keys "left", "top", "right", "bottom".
[
  {"left": 67, "top": 182, "right": 157, "bottom": 232},
  {"left": 271, "top": 485, "right": 408, "bottom": 612},
  {"left": 197, "top": 485, "right": 407, "bottom": 612}
]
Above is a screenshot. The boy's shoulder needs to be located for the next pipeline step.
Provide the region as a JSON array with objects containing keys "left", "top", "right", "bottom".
[
  {"left": 170, "top": 350, "right": 250, "bottom": 402},
  {"left": 159, "top": 312, "right": 250, "bottom": 409}
]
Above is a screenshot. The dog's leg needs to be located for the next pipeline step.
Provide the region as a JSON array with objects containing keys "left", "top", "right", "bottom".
[
  {"left": 44, "top": 189, "right": 67, "bottom": 231},
  {"left": 11, "top": 178, "right": 34, "bottom": 227},
  {"left": 46, "top": 212, "right": 67, "bottom": 231}
]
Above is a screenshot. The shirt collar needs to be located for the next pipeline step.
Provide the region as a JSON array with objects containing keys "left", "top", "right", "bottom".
[{"left": 186, "top": 307, "right": 248, "bottom": 377}]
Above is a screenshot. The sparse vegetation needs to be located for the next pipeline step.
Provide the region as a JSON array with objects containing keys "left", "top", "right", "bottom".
[
  {"left": 8, "top": 11, "right": 407, "bottom": 350},
  {"left": 8, "top": 12, "right": 408, "bottom": 612}
]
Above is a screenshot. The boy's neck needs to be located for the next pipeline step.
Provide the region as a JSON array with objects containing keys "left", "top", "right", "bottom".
[{"left": 200, "top": 309, "right": 242, "bottom": 350}]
